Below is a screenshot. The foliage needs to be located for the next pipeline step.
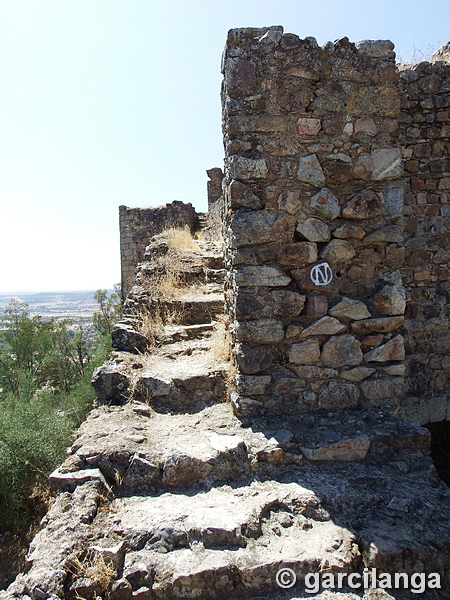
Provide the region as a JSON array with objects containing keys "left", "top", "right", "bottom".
[
  {"left": 0, "top": 293, "right": 112, "bottom": 532},
  {"left": 92, "top": 285, "right": 122, "bottom": 337}
]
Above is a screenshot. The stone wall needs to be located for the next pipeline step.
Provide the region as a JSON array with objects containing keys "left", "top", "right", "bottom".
[
  {"left": 222, "top": 27, "right": 407, "bottom": 417},
  {"left": 399, "top": 59, "right": 450, "bottom": 424},
  {"left": 119, "top": 201, "right": 197, "bottom": 299}
]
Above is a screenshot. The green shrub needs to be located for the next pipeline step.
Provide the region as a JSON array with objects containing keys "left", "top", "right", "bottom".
[{"left": 0, "top": 296, "right": 112, "bottom": 532}]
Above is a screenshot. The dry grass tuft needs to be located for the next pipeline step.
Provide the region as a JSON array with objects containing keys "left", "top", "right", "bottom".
[
  {"left": 165, "top": 226, "right": 199, "bottom": 252},
  {"left": 211, "top": 315, "right": 231, "bottom": 362},
  {"left": 66, "top": 549, "right": 117, "bottom": 593}
]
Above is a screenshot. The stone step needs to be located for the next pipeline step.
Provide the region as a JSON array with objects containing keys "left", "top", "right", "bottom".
[
  {"left": 163, "top": 290, "right": 224, "bottom": 325},
  {"left": 102, "top": 481, "right": 360, "bottom": 599},
  {"left": 161, "top": 322, "right": 215, "bottom": 342},
  {"left": 93, "top": 352, "right": 228, "bottom": 414},
  {"left": 51, "top": 404, "right": 306, "bottom": 495},
  {"left": 50, "top": 402, "right": 431, "bottom": 501}
]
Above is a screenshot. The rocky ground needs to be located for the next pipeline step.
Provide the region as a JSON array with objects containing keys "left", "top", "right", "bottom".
[{"left": 2, "top": 231, "right": 450, "bottom": 600}]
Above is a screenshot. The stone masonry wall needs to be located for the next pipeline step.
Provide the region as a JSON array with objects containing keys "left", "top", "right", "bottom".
[
  {"left": 119, "top": 201, "right": 197, "bottom": 299},
  {"left": 399, "top": 60, "right": 450, "bottom": 424},
  {"left": 222, "top": 27, "right": 407, "bottom": 417}
]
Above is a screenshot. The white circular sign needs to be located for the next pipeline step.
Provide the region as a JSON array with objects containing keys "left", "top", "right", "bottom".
[{"left": 310, "top": 262, "right": 333, "bottom": 286}]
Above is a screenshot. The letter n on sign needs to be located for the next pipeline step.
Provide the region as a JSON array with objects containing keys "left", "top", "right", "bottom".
[{"left": 310, "top": 262, "right": 333, "bottom": 286}]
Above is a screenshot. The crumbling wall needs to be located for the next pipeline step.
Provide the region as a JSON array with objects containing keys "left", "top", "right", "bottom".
[
  {"left": 399, "top": 59, "right": 450, "bottom": 423},
  {"left": 119, "top": 201, "right": 197, "bottom": 299},
  {"left": 222, "top": 27, "right": 406, "bottom": 417}
]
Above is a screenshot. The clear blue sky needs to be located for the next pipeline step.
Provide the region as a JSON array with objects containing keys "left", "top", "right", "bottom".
[{"left": 0, "top": 0, "right": 448, "bottom": 292}]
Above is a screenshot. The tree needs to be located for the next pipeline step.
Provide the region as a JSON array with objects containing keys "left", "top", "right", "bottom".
[{"left": 93, "top": 285, "right": 122, "bottom": 337}]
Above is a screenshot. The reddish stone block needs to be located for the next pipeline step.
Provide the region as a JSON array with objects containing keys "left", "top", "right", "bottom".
[{"left": 306, "top": 295, "right": 328, "bottom": 318}]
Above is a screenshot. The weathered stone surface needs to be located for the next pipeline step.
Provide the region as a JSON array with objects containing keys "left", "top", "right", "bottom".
[
  {"left": 374, "top": 284, "right": 406, "bottom": 316},
  {"left": 289, "top": 365, "right": 338, "bottom": 380},
  {"left": 235, "top": 318, "right": 285, "bottom": 344},
  {"left": 228, "top": 115, "right": 289, "bottom": 136},
  {"left": 360, "top": 377, "right": 404, "bottom": 400},
  {"left": 235, "top": 265, "right": 291, "bottom": 287},
  {"left": 138, "top": 372, "right": 171, "bottom": 398},
  {"left": 122, "top": 455, "right": 159, "bottom": 489},
  {"left": 295, "top": 117, "right": 321, "bottom": 135},
  {"left": 354, "top": 117, "right": 377, "bottom": 135},
  {"left": 277, "top": 85, "right": 311, "bottom": 111},
  {"left": 231, "top": 210, "right": 296, "bottom": 247},
  {"left": 318, "top": 380, "right": 360, "bottom": 409},
  {"left": 362, "top": 225, "right": 400, "bottom": 244},
  {"left": 277, "top": 242, "right": 318, "bottom": 268},
  {"left": 277, "top": 189, "right": 301, "bottom": 214},
  {"left": 49, "top": 468, "right": 110, "bottom": 493},
  {"left": 112, "top": 323, "right": 149, "bottom": 354},
  {"left": 299, "top": 316, "right": 347, "bottom": 339},
  {"left": 364, "top": 335, "right": 405, "bottom": 362},
  {"left": 306, "top": 295, "right": 328, "bottom": 318},
  {"left": 229, "top": 156, "right": 268, "bottom": 180},
  {"left": 235, "top": 344, "right": 273, "bottom": 374},
  {"left": 287, "top": 338, "right": 320, "bottom": 365},
  {"left": 310, "top": 187, "right": 340, "bottom": 219},
  {"left": 370, "top": 148, "right": 403, "bottom": 180},
  {"left": 301, "top": 436, "right": 371, "bottom": 461},
  {"left": 297, "top": 154, "right": 325, "bottom": 187},
  {"left": 269, "top": 290, "right": 306, "bottom": 317},
  {"left": 332, "top": 224, "right": 366, "bottom": 240},
  {"left": 91, "top": 361, "right": 130, "bottom": 405},
  {"left": 296, "top": 217, "right": 330, "bottom": 242},
  {"left": 321, "top": 239, "right": 355, "bottom": 265},
  {"left": 329, "top": 298, "right": 371, "bottom": 320},
  {"left": 224, "top": 58, "right": 257, "bottom": 95},
  {"left": 342, "top": 189, "right": 383, "bottom": 219},
  {"left": 351, "top": 316, "right": 404, "bottom": 334},
  {"left": 321, "top": 334, "right": 363, "bottom": 368},
  {"left": 236, "top": 375, "right": 271, "bottom": 395},
  {"left": 356, "top": 39, "right": 395, "bottom": 58},
  {"left": 339, "top": 366, "right": 376, "bottom": 382},
  {"left": 228, "top": 180, "right": 264, "bottom": 210},
  {"left": 347, "top": 86, "right": 400, "bottom": 117}
]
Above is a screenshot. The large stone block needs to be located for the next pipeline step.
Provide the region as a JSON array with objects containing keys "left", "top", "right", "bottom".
[
  {"left": 229, "top": 156, "right": 268, "bottom": 180},
  {"left": 231, "top": 210, "right": 296, "bottom": 247},
  {"left": 351, "top": 316, "right": 404, "bottom": 334},
  {"left": 298, "top": 316, "right": 347, "bottom": 339},
  {"left": 374, "top": 284, "right": 406, "bottom": 316},
  {"left": 224, "top": 58, "right": 257, "bottom": 95},
  {"left": 297, "top": 154, "right": 325, "bottom": 187},
  {"left": 228, "top": 180, "right": 264, "bottom": 210},
  {"left": 310, "top": 187, "right": 340, "bottom": 219},
  {"left": 318, "top": 380, "right": 360, "bottom": 410},
  {"left": 321, "top": 334, "right": 363, "bottom": 368},
  {"left": 277, "top": 242, "right": 318, "bottom": 268},
  {"left": 235, "top": 265, "right": 291, "bottom": 287},
  {"left": 296, "top": 218, "right": 330, "bottom": 242},
  {"left": 360, "top": 377, "right": 404, "bottom": 400},
  {"left": 235, "top": 318, "right": 285, "bottom": 344},
  {"left": 364, "top": 335, "right": 405, "bottom": 362},
  {"left": 320, "top": 239, "right": 355, "bottom": 265},
  {"left": 235, "top": 344, "right": 274, "bottom": 374},
  {"left": 329, "top": 298, "right": 371, "bottom": 321},
  {"left": 287, "top": 338, "right": 321, "bottom": 365},
  {"left": 342, "top": 189, "right": 383, "bottom": 220}
]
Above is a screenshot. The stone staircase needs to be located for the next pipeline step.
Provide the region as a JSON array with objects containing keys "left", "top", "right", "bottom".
[{"left": 3, "top": 232, "right": 450, "bottom": 600}]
